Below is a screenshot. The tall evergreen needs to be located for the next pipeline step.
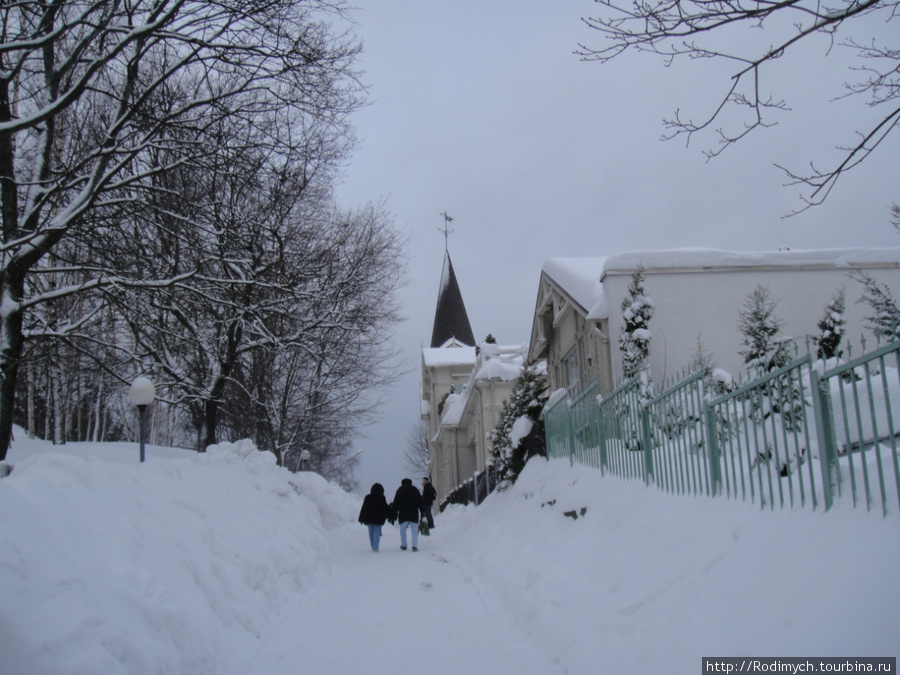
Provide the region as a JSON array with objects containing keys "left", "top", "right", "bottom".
[
  {"left": 816, "top": 289, "right": 846, "bottom": 360},
  {"left": 490, "top": 364, "right": 548, "bottom": 489},
  {"left": 737, "top": 285, "right": 794, "bottom": 375},
  {"left": 737, "top": 285, "right": 804, "bottom": 462},
  {"left": 618, "top": 266, "right": 655, "bottom": 395}
]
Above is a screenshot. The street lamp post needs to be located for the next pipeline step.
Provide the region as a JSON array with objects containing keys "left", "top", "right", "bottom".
[
  {"left": 300, "top": 449, "right": 311, "bottom": 471},
  {"left": 128, "top": 376, "right": 156, "bottom": 463}
]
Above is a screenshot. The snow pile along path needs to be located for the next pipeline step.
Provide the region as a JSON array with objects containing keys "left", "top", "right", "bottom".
[
  {"left": 1, "top": 431, "right": 897, "bottom": 674},
  {"left": 436, "top": 459, "right": 900, "bottom": 673},
  {"left": 0, "top": 438, "right": 354, "bottom": 674}
]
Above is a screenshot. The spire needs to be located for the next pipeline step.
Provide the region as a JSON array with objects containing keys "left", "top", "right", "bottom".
[{"left": 430, "top": 249, "right": 475, "bottom": 348}]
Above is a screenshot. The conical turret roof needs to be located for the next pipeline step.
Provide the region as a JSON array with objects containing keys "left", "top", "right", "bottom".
[{"left": 430, "top": 251, "right": 475, "bottom": 348}]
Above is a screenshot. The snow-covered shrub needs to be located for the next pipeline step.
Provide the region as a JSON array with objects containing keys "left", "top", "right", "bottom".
[
  {"left": 738, "top": 285, "right": 794, "bottom": 376},
  {"left": 618, "top": 266, "right": 655, "bottom": 401},
  {"left": 618, "top": 266, "right": 654, "bottom": 380},
  {"left": 490, "top": 364, "right": 549, "bottom": 489},
  {"left": 666, "top": 338, "right": 738, "bottom": 449},
  {"left": 855, "top": 271, "right": 900, "bottom": 342},
  {"left": 737, "top": 285, "right": 805, "bottom": 471},
  {"left": 690, "top": 337, "right": 736, "bottom": 399},
  {"left": 816, "top": 289, "right": 846, "bottom": 361}
]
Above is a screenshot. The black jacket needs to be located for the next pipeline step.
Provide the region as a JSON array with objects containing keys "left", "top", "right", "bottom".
[
  {"left": 391, "top": 479, "right": 425, "bottom": 524},
  {"left": 422, "top": 482, "right": 437, "bottom": 506},
  {"left": 358, "top": 483, "right": 392, "bottom": 526}
]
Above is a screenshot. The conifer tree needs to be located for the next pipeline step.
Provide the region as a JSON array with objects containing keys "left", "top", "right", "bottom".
[
  {"left": 816, "top": 289, "right": 846, "bottom": 361},
  {"left": 738, "top": 285, "right": 804, "bottom": 458},
  {"left": 689, "top": 337, "right": 737, "bottom": 446},
  {"left": 737, "top": 286, "right": 794, "bottom": 375},
  {"left": 618, "top": 266, "right": 655, "bottom": 390},
  {"left": 856, "top": 272, "right": 900, "bottom": 341},
  {"left": 490, "top": 364, "right": 548, "bottom": 489},
  {"left": 690, "top": 336, "right": 735, "bottom": 398}
]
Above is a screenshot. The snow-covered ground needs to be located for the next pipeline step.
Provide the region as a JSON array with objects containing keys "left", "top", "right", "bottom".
[{"left": 1, "top": 429, "right": 897, "bottom": 674}]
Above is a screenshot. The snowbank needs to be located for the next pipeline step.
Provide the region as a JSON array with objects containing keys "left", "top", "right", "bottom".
[
  {"left": 0, "top": 434, "right": 358, "bottom": 674},
  {"left": 437, "top": 457, "right": 900, "bottom": 673},
  {"left": 2, "top": 430, "right": 897, "bottom": 674}
]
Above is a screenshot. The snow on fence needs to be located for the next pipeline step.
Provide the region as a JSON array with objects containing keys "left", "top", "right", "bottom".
[{"left": 544, "top": 339, "right": 900, "bottom": 517}]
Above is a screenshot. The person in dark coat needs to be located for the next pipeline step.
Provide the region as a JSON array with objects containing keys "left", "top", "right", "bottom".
[
  {"left": 358, "top": 483, "right": 393, "bottom": 552},
  {"left": 390, "top": 478, "right": 425, "bottom": 551},
  {"left": 421, "top": 477, "right": 437, "bottom": 529}
]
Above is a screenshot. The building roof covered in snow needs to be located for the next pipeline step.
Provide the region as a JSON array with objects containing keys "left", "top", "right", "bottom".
[
  {"left": 422, "top": 346, "right": 477, "bottom": 368},
  {"left": 600, "top": 247, "right": 900, "bottom": 277},
  {"left": 541, "top": 247, "right": 900, "bottom": 322},
  {"left": 439, "top": 343, "right": 526, "bottom": 428}
]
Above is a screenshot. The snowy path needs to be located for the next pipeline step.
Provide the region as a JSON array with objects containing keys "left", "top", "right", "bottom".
[{"left": 244, "top": 521, "right": 560, "bottom": 674}]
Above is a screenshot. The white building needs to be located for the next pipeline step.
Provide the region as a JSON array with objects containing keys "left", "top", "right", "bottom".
[
  {"left": 529, "top": 247, "right": 900, "bottom": 396},
  {"left": 420, "top": 249, "right": 526, "bottom": 503},
  {"left": 430, "top": 343, "right": 526, "bottom": 500}
]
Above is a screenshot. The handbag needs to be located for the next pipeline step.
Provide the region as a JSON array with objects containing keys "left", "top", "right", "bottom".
[{"left": 418, "top": 519, "right": 430, "bottom": 536}]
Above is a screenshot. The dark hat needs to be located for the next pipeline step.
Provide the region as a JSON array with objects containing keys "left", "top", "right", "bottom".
[
  {"left": 401, "top": 478, "right": 412, "bottom": 486},
  {"left": 370, "top": 483, "right": 384, "bottom": 495}
]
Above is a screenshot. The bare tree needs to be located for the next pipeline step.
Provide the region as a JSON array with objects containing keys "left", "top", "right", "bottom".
[
  {"left": 579, "top": 0, "right": 899, "bottom": 210},
  {"left": 0, "top": 0, "right": 363, "bottom": 461},
  {"left": 403, "top": 422, "right": 430, "bottom": 479}
]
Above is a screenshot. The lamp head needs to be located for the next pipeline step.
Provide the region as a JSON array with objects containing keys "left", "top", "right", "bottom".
[{"left": 128, "top": 376, "right": 156, "bottom": 407}]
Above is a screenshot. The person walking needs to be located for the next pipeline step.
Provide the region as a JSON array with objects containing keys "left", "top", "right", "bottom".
[
  {"left": 358, "top": 483, "right": 393, "bottom": 552},
  {"left": 390, "top": 478, "right": 425, "bottom": 551},
  {"left": 421, "top": 477, "right": 437, "bottom": 529}
]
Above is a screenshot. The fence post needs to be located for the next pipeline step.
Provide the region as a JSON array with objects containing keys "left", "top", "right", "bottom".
[
  {"left": 705, "top": 403, "right": 722, "bottom": 497},
  {"left": 810, "top": 369, "right": 838, "bottom": 511},
  {"left": 596, "top": 395, "right": 608, "bottom": 474},
  {"left": 567, "top": 397, "right": 576, "bottom": 466},
  {"left": 641, "top": 404, "right": 654, "bottom": 485}
]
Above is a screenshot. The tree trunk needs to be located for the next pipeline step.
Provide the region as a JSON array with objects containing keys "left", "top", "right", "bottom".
[
  {"left": 92, "top": 380, "right": 103, "bottom": 443},
  {"left": 203, "top": 381, "right": 224, "bottom": 451},
  {"left": 0, "top": 77, "right": 22, "bottom": 461},
  {"left": 0, "top": 303, "right": 23, "bottom": 460},
  {"left": 52, "top": 366, "right": 63, "bottom": 445},
  {"left": 202, "top": 320, "right": 243, "bottom": 450},
  {"left": 26, "top": 361, "right": 35, "bottom": 439}
]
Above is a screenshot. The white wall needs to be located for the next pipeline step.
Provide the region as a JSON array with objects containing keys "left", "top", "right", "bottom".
[{"left": 602, "top": 265, "right": 900, "bottom": 385}]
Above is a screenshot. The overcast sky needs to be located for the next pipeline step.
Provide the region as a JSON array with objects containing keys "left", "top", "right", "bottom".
[{"left": 334, "top": 0, "right": 900, "bottom": 492}]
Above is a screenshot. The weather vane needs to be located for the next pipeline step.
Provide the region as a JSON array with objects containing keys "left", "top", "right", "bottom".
[{"left": 439, "top": 211, "right": 454, "bottom": 251}]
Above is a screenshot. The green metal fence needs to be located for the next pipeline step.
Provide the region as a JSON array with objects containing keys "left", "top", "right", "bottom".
[
  {"left": 600, "top": 376, "right": 647, "bottom": 481},
  {"left": 543, "top": 340, "right": 900, "bottom": 517},
  {"left": 705, "top": 354, "right": 818, "bottom": 511},
  {"left": 545, "top": 388, "right": 574, "bottom": 463},
  {"left": 810, "top": 340, "right": 900, "bottom": 516},
  {"left": 645, "top": 371, "right": 709, "bottom": 497}
]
